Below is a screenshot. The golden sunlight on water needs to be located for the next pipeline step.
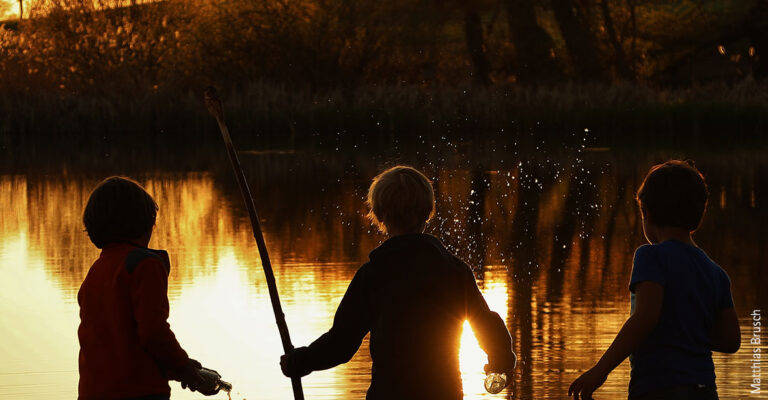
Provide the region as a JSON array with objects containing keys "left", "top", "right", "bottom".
[
  {"left": 459, "top": 271, "right": 510, "bottom": 398},
  {"left": 0, "top": 1, "right": 15, "bottom": 20},
  {"left": 0, "top": 161, "right": 763, "bottom": 399}
]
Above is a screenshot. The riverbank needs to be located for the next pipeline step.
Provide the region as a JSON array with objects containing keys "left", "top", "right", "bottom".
[{"left": 2, "top": 80, "right": 767, "bottom": 168}]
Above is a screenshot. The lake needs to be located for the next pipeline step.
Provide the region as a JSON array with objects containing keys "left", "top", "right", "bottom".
[{"left": 0, "top": 148, "right": 765, "bottom": 399}]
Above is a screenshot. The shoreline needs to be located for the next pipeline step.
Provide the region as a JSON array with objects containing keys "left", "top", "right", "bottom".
[{"left": 2, "top": 81, "right": 768, "bottom": 158}]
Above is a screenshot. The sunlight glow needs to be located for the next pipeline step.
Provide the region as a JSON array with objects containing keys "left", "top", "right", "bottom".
[
  {"left": 0, "top": 190, "right": 80, "bottom": 398},
  {"left": 459, "top": 269, "right": 510, "bottom": 398},
  {"left": 0, "top": 1, "right": 16, "bottom": 20},
  {"left": 0, "top": 169, "right": 757, "bottom": 399}
]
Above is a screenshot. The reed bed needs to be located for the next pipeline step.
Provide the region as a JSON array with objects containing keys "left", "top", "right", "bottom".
[{"left": 2, "top": 79, "right": 767, "bottom": 165}]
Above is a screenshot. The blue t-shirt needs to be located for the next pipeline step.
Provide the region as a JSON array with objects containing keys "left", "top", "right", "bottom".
[{"left": 628, "top": 240, "right": 734, "bottom": 397}]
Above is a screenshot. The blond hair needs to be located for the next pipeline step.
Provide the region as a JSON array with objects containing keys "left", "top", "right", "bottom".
[{"left": 366, "top": 166, "right": 435, "bottom": 234}]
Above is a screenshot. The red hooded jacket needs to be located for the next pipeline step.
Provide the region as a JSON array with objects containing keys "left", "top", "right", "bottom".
[{"left": 78, "top": 242, "right": 191, "bottom": 399}]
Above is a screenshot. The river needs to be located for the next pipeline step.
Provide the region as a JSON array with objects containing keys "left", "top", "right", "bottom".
[{"left": 0, "top": 149, "right": 765, "bottom": 399}]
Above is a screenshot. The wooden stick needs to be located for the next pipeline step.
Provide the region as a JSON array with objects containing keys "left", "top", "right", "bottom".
[{"left": 204, "top": 87, "right": 305, "bottom": 400}]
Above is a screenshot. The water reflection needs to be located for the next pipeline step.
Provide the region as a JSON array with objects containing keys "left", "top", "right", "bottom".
[{"left": 0, "top": 152, "right": 765, "bottom": 399}]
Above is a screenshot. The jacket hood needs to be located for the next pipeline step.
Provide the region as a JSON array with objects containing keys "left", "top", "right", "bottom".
[{"left": 368, "top": 233, "right": 446, "bottom": 262}]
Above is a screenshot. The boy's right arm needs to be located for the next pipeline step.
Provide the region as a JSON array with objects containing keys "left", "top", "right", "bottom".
[
  {"left": 281, "top": 267, "right": 371, "bottom": 377},
  {"left": 569, "top": 280, "right": 664, "bottom": 400},
  {"left": 462, "top": 265, "right": 516, "bottom": 375}
]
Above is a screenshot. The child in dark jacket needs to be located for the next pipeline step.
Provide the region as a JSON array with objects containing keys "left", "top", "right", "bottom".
[
  {"left": 280, "top": 166, "right": 517, "bottom": 400},
  {"left": 568, "top": 160, "right": 741, "bottom": 400},
  {"left": 78, "top": 177, "right": 219, "bottom": 400}
]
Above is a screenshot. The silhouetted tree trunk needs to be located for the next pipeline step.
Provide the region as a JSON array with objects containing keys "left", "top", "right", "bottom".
[
  {"left": 503, "top": 0, "right": 562, "bottom": 83},
  {"left": 547, "top": 165, "right": 599, "bottom": 302},
  {"left": 550, "top": 0, "right": 608, "bottom": 81},
  {"left": 18, "top": 0, "right": 22, "bottom": 21},
  {"left": 602, "top": 180, "right": 625, "bottom": 269},
  {"left": 464, "top": 6, "right": 492, "bottom": 86},
  {"left": 627, "top": 0, "right": 638, "bottom": 69},
  {"left": 505, "top": 164, "right": 543, "bottom": 400},
  {"left": 599, "top": 0, "right": 634, "bottom": 81},
  {"left": 508, "top": 275, "right": 534, "bottom": 400},
  {"left": 509, "top": 164, "right": 542, "bottom": 267},
  {"left": 746, "top": 0, "right": 768, "bottom": 79},
  {"left": 129, "top": 0, "right": 137, "bottom": 19}
]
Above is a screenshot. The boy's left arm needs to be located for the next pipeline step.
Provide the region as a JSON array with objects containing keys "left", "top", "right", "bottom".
[
  {"left": 711, "top": 271, "right": 740, "bottom": 353},
  {"left": 568, "top": 281, "right": 663, "bottom": 400},
  {"left": 280, "top": 267, "right": 371, "bottom": 377},
  {"left": 462, "top": 266, "right": 516, "bottom": 375},
  {"left": 711, "top": 307, "right": 740, "bottom": 353}
]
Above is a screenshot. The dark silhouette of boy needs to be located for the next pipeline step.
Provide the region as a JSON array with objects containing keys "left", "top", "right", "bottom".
[
  {"left": 280, "top": 166, "right": 517, "bottom": 399},
  {"left": 78, "top": 177, "right": 219, "bottom": 399},
  {"left": 569, "top": 160, "right": 741, "bottom": 400}
]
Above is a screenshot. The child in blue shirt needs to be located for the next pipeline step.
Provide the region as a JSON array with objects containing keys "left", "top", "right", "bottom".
[{"left": 568, "top": 160, "right": 741, "bottom": 400}]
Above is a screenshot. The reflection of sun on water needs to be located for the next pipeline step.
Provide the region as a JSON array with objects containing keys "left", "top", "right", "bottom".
[
  {"left": 0, "top": 1, "right": 16, "bottom": 20},
  {"left": 0, "top": 177, "right": 80, "bottom": 397},
  {"left": 0, "top": 166, "right": 758, "bottom": 399},
  {"left": 459, "top": 269, "right": 510, "bottom": 398},
  {"left": 169, "top": 246, "right": 284, "bottom": 400},
  {"left": 460, "top": 320, "right": 489, "bottom": 396}
]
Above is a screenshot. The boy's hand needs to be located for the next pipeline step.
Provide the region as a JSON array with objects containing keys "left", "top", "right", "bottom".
[
  {"left": 195, "top": 367, "right": 223, "bottom": 396},
  {"left": 568, "top": 366, "right": 607, "bottom": 400},
  {"left": 483, "top": 363, "right": 514, "bottom": 384},
  {"left": 179, "top": 360, "right": 205, "bottom": 392},
  {"left": 180, "top": 360, "right": 221, "bottom": 395},
  {"left": 279, "top": 354, "right": 291, "bottom": 376},
  {"left": 484, "top": 349, "right": 516, "bottom": 377},
  {"left": 280, "top": 347, "right": 312, "bottom": 378}
]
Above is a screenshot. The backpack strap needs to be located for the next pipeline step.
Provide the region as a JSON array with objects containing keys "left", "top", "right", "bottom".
[{"left": 125, "top": 247, "right": 170, "bottom": 274}]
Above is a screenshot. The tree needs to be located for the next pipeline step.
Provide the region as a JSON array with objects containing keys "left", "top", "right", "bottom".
[
  {"left": 599, "top": 0, "right": 635, "bottom": 81},
  {"left": 746, "top": 0, "right": 768, "bottom": 79},
  {"left": 550, "top": 0, "right": 608, "bottom": 81},
  {"left": 463, "top": 3, "right": 492, "bottom": 85},
  {"left": 503, "top": 0, "right": 563, "bottom": 83}
]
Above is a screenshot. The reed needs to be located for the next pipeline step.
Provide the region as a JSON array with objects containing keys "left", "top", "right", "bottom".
[{"left": 2, "top": 79, "right": 767, "bottom": 165}]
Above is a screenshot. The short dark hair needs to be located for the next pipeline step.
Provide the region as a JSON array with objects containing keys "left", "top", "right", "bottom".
[
  {"left": 83, "top": 176, "right": 158, "bottom": 248},
  {"left": 636, "top": 160, "right": 709, "bottom": 231}
]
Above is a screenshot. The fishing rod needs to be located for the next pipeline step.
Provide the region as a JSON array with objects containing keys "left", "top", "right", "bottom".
[{"left": 204, "top": 87, "right": 305, "bottom": 400}]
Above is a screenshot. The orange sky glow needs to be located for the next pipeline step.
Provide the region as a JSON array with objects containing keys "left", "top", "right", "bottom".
[{"left": 1, "top": 0, "right": 17, "bottom": 20}]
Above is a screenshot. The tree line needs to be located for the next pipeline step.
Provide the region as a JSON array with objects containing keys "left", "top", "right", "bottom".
[{"left": 0, "top": 0, "right": 766, "bottom": 93}]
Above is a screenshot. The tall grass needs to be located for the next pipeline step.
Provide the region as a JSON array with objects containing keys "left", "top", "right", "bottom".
[
  {"left": 0, "top": 0, "right": 766, "bottom": 169},
  {"left": 0, "top": 0, "right": 450, "bottom": 93},
  {"left": 2, "top": 79, "right": 767, "bottom": 170},
  {"left": 4, "top": 0, "right": 761, "bottom": 94}
]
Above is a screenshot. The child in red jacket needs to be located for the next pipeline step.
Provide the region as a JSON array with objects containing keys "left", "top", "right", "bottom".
[{"left": 78, "top": 176, "right": 218, "bottom": 400}]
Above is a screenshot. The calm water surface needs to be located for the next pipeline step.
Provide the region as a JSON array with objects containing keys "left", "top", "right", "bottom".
[{"left": 0, "top": 151, "right": 765, "bottom": 399}]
